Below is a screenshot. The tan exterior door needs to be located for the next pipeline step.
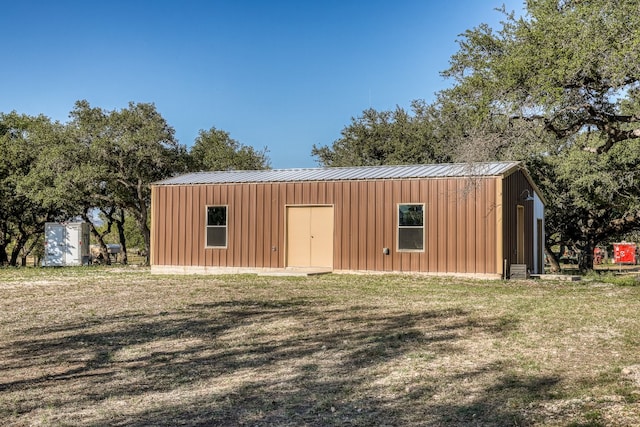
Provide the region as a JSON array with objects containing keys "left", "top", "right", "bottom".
[
  {"left": 537, "top": 218, "right": 544, "bottom": 273},
  {"left": 517, "top": 205, "right": 525, "bottom": 264},
  {"left": 287, "top": 206, "right": 334, "bottom": 268}
]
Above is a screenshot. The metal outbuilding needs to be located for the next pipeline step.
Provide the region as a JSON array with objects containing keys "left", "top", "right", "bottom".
[
  {"left": 43, "top": 222, "right": 91, "bottom": 266},
  {"left": 150, "top": 161, "right": 545, "bottom": 278}
]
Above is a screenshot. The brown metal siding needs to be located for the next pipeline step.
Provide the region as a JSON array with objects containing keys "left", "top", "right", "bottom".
[{"left": 151, "top": 176, "right": 501, "bottom": 274}]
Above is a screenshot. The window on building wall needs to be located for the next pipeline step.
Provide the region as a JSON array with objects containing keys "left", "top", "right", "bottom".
[
  {"left": 398, "top": 204, "right": 424, "bottom": 251},
  {"left": 206, "top": 206, "right": 227, "bottom": 248}
]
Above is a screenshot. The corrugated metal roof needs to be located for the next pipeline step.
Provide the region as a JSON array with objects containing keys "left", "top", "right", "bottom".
[{"left": 153, "top": 161, "right": 523, "bottom": 185}]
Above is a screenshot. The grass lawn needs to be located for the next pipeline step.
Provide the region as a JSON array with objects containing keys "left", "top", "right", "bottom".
[{"left": 0, "top": 268, "right": 639, "bottom": 426}]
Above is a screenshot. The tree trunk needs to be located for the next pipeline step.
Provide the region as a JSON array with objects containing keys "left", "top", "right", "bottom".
[
  {"left": 0, "top": 243, "right": 8, "bottom": 266},
  {"left": 22, "top": 235, "right": 43, "bottom": 268},
  {"left": 544, "top": 244, "right": 561, "bottom": 273},
  {"left": 578, "top": 240, "right": 595, "bottom": 272},
  {"left": 0, "top": 227, "right": 8, "bottom": 266},
  {"left": 82, "top": 212, "right": 111, "bottom": 265},
  {"left": 9, "top": 234, "right": 28, "bottom": 267},
  {"left": 114, "top": 209, "right": 128, "bottom": 265},
  {"left": 136, "top": 213, "right": 150, "bottom": 266},
  {"left": 135, "top": 179, "right": 151, "bottom": 266}
]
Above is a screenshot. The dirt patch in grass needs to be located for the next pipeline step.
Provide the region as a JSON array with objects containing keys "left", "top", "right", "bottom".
[{"left": 0, "top": 268, "right": 639, "bottom": 426}]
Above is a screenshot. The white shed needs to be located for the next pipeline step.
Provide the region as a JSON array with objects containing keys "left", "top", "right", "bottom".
[{"left": 43, "top": 222, "right": 91, "bottom": 266}]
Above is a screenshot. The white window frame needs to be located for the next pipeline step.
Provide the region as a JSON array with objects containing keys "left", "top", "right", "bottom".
[
  {"left": 397, "top": 203, "right": 425, "bottom": 252},
  {"left": 205, "top": 205, "right": 228, "bottom": 248}
]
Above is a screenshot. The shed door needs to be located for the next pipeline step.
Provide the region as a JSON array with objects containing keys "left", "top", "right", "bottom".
[
  {"left": 44, "top": 224, "right": 65, "bottom": 266},
  {"left": 65, "top": 225, "right": 81, "bottom": 266},
  {"left": 286, "top": 206, "right": 334, "bottom": 268},
  {"left": 517, "top": 205, "right": 525, "bottom": 264},
  {"left": 536, "top": 219, "right": 544, "bottom": 274}
]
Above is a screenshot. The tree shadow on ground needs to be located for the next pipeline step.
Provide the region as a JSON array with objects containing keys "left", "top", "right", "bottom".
[{"left": 0, "top": 297, "right": 562, "bottom": 426}]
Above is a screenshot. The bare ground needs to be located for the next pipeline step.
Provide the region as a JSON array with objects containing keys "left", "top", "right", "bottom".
[{"left": 0, "top": 268, "right": 639, "bottom": 426}]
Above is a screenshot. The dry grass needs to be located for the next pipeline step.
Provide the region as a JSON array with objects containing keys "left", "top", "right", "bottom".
[{"left": 0, "top": 268, "right": 639, "bottom": 426}]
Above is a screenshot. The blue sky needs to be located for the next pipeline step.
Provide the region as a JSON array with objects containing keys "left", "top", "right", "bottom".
[{"left": 1, "top": 1, "right": 524, "bottom": 169}]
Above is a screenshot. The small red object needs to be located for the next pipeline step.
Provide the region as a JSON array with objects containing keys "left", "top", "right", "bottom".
[{"left": 613, "top": 243, "right": 636, "bottom": 264}]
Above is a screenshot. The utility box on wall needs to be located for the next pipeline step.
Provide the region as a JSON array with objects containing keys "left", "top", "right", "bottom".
[{"left": 43, "top": 222, "right": 91, "bottom": 266}]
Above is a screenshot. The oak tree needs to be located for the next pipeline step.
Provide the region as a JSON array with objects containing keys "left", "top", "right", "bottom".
[
  {"left": 440, "top": 0, "right": 640, "bottom": 270},
  {"left": 189, "top": 127, "right": 270, "bottom": 171}
]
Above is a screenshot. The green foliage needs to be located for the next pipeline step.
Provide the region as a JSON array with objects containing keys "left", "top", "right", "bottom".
[
  {"left": 68, "top": 100, "right": 189, "bottom": 263},
  {"left": 312, "top": 101, "right": 453, "bottom": 167},
  {"left": 0, "top": 100, "right": 267, "bottom": 265},
  {"left": 0, "top": 112, "right": 70, "bottom": 265},
  {"left": 95, "top": 210, "right": 145, "bottom": 249},
  {"left": 190, "top": 127, "right": 270, "bottom": 171},
  {"left": 445, "top": 0, "right": 640, "bottom": 119},
  {"left": 438, "top": 0, "right": 640, "bottom": 270}
]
